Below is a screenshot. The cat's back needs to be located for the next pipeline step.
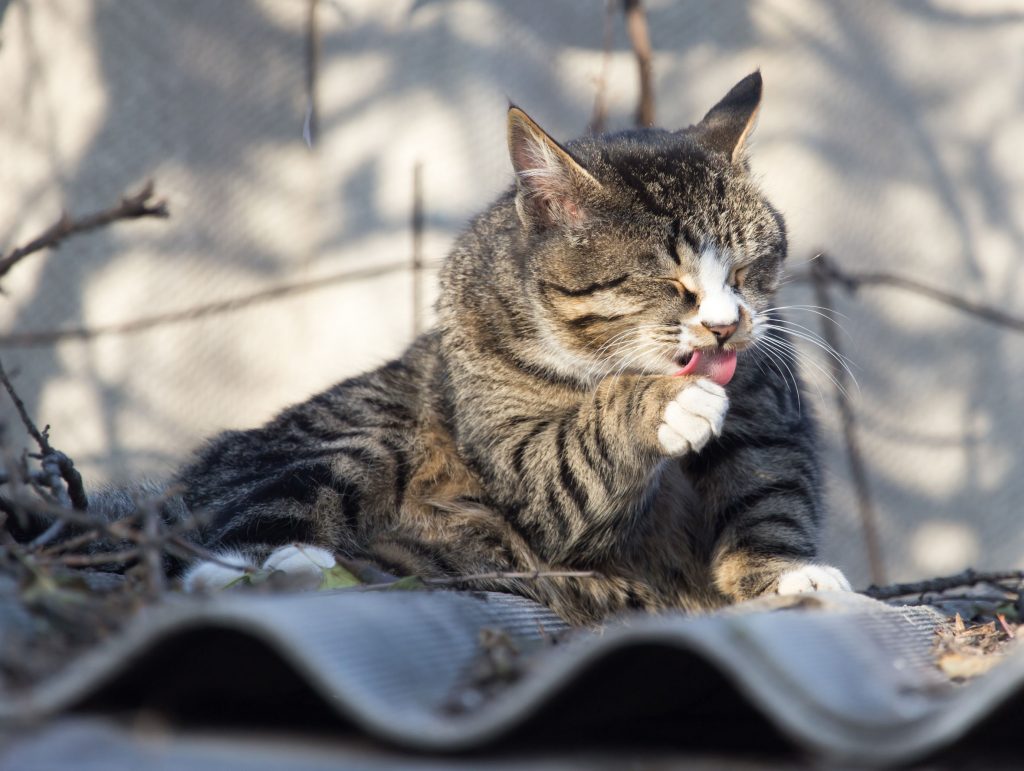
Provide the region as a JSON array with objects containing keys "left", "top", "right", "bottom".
[{"left": 178, "top": 333, "right": 441, "bottom": 520}]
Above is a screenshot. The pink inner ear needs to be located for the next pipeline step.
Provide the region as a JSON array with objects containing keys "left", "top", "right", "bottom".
[{"left": 510, "top": 117, "right": 591, "bottom": 228}]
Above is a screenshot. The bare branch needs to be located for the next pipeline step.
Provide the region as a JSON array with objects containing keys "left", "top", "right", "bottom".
[
  {"left": 623, "top": 0, "right": 655, "bottom": 127},
  {"left": 164, "top": 535, "right": 256, "bottom": 573},
  {"left": 0, "top": 357, "right": 50, "bottom": 452},
  {"left": 37, "top": 526, "right": 109, "bottom": 557},
  {"left": 411, "top": 162, "right": 425, "bottom": 338},
  {"left": 40, "top": 548, "right": 142, "bottom": 569},
  {"left": 302, "top": 0, "right": 321, "bottom": 148},
  {"left": 0, "top": 258, "right": 444, "bottom": 347},
  {"left": 587, "top": 0, "right": 616, "bottom": 135},
  {"left": 865, "top": 568, "right": 1024, "bottom": 600},
  {"left": 141, "top": 501, "right": 166, "bottom": 598},
  {"left": 0, "top": 356, "right": 88, "bottom": 549},
  {"left": 791, "top": 256, "right": 1024, "bottom": 333},
  {"left": 0, "top": 181, "right": 168, "bottom": 284},
  {"left": 423, "top": 570, "right": 602, "bottom": 586}
]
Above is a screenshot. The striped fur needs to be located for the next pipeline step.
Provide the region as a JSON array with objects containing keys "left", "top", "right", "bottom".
[{"left": 171, "top": 73, "right": 847, "bottom": 623}]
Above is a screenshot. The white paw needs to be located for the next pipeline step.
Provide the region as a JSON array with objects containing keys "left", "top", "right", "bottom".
[
  {"left": 263, "top": 544, "right": 336, "bottom": 577},
  {"left": 181, "top": 550, "right": 255, "bottom": 592},
  {"left": 777, "top": 564, "right": 852, "bottom": 595},
  {"left": 657, "top": 379, "right": 729, "bottom": 456}
]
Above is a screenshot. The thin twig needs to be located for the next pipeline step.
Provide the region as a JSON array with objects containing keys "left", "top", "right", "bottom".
[
  {"left": 142, "top": 501, "right": 166, "bottom": 598},
  {"left": 26, "top": 519, "right": 67, "bottom": 551},
  {"left": 5, "top": 490, "right": 129, "bottom": 542},
  {"left": 0, "top": 357, "right": 85, "bottom": 548},
  {"left": 922, "top": 593, "right": 1019, "bottom": 604},
  {"left": 37, "top": 526, "right": 108, "bottom": 557},
  {"left": 1, "top": 529, "right": 55, "bottom": 589},
  {"left": 0, "top": 357, "right": 50, "bottom": 452},
  {"left": 997, "top": 614, "right": 1016, "bottom": 638},
  {"left": 0, "top": 181, "right": 168, "bottom": 283},
  {"left": 423, "top": 570, "right": 602, "bottom": 586},
  {"left": 810, "top": 256, "right": 886, "bottom": 585},
  {"left": 791, "top": 258, "right": 1024, "bottom": 333},
  {"left": 411, "top": 162, "right": 424, "bottom": 339},
  {"left": 40, "top": 548, "right": 142, "bottom": 568},
  {"left": 165, "top": 535, "right": 256, "bottom": 574},
  {"left": 302, "top": 0, "right": 320, "bottom": 148},
  {"left": 0, "top": 258, "right": 444, "bottom": 347},
  {"left": 623, "top": 0, "right": 654, "bottom": 127},
  {"left": 864, "top": 568, "right": 1024, "bottom": 600},
  {"left": 587, "top": 0, "right": 616, "bottom": 134}
]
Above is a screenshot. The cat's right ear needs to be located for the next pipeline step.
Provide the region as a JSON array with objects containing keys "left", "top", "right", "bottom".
[{"left": 507, "top": 106, "right": 600, "bottom": 231}]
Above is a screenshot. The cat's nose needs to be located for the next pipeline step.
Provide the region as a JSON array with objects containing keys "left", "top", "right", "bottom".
[{"left": 702, "top": 321, "right": 738, "bottom": 344}]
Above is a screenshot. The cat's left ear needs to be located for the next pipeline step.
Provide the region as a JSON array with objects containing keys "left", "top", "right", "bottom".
[
  {"left": 693, "top": 70, "right": 762, "bottom": 164},
  {"left": 507, "top": 106, "right": 601, "bottom": 230}
]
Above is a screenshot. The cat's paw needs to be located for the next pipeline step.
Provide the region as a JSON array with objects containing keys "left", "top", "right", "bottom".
[
  {"left": 181, "top": 550, "right": 255, "bottom": 592},
  {"left": 262, "top": 543, "right": 337, "bottom": 576},
  {"left": 657, "top": 379, "right": 729, "bottom": 456},
  {"left": 776, "top": 564, "right": 852, "bottom": 595}
]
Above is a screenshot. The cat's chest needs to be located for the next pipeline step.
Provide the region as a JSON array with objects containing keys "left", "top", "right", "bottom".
[{"left": 652, "top": 460, "right": 701, "bottom": 517}]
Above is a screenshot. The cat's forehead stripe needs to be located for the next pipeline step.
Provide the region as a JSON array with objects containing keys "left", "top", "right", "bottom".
[{"left": 665, "top": 221, "right": 682, "bottom": 265}]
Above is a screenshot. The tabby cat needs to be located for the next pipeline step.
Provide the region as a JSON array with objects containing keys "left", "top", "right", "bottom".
[{"left": 175, "top": 71, "right": 850, "bottom": 624}]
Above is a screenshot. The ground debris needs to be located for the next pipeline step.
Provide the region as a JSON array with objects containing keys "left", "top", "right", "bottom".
[
  {"left": 867, "top": 567, "right": 1022, "bottom": 681},
  {"left": 934, "top": 612, "right": 1018, "bottom": 681},
  {"left": 0, "top": 569, "right": 138, "bottom": 690},
  {"left": 445, "top": 624, "right": 576, "bottom": 714}
]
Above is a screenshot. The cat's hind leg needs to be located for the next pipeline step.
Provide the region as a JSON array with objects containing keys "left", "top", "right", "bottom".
[
  {"left": 261, "top": 543, "right": 336, "bottom": 577},
  {"left": 181, "top": 550, "right": 255, "bottom": 592},
  {"left": 181, "top": 543, "right": 336, "bottom": 592}
]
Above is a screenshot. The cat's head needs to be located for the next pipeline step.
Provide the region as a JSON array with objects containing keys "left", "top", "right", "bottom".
[{"left": 509, "top": 71, "right": 785, "bottom": 386}]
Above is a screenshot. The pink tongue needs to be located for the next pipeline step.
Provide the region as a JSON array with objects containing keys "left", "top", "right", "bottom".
[{"left": 674, "top": 349, "right": 738, "bottom": 386}]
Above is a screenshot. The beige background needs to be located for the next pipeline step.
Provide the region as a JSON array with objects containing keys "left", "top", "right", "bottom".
[{"left": 1, "top": 0, "right": 1023, "bottom": 588}]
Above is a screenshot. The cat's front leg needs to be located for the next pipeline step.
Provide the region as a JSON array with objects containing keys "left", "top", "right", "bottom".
[
  {"left": 655, "top": 379, "right": 730, "bottom": 457},
  {"left": 712, "top": 547, "right": 851, "bottom": 601},
  {"left": 679, "top": 367, "right": 852, "bottom": 602}
]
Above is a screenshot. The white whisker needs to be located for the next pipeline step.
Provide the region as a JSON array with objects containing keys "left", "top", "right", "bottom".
[{"left": 756, "top": 323, "right": 859, "bottom": 391}]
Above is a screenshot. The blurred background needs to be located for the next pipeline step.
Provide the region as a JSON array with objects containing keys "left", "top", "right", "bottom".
[{"left": 1, "top": 0, "right": 1022, "bottom": 590}]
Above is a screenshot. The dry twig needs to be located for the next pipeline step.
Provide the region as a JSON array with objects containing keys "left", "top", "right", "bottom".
[
  {"left": 411, "top": 162, "right": 425, "bottom": 338},
  {"left": 0, "top": 181, "right": 168, "bottom": 284},
  {"left": 792, "top": 256, "right": 1024, "bottom": 333},
  {"left": 865, "top": 568, "right": 1024, "bottom": 600},
  {"left": 623, "top": 0, "right": 655, "bottom": 127},
  {"left": 0, "top": 258, "right": 444, "bottom": 347},
  {"left": 0, "top": 356, "right": 88, "bottom": 549},
  {"left": 424, "top": 569, "right": 602, "bottom": 586},
  {"left": 810, "top": 257, "right": 886, "bottom": 585},
  {"left": 587, "top": 0, "right": 616, "bottom": 134},
  {"left": 303, "top": 0, "right": 321, "bottom": 148}
]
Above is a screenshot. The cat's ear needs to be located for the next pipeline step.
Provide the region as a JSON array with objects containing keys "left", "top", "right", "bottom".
[
  {"left": 507, "top": 106, "right": 600, "bottom": 230},
  {"left": 693, "top": 71, "right": 762, "bottom": 164}
]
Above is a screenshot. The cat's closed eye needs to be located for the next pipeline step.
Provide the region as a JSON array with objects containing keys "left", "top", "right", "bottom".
[{"left": 654, "top": 277, "right": 698, "bottom": 304}]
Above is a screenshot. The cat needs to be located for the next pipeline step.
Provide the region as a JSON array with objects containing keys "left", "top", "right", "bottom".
[{"left": 165, "top": 71, "right": 850, "bottom": 624}]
